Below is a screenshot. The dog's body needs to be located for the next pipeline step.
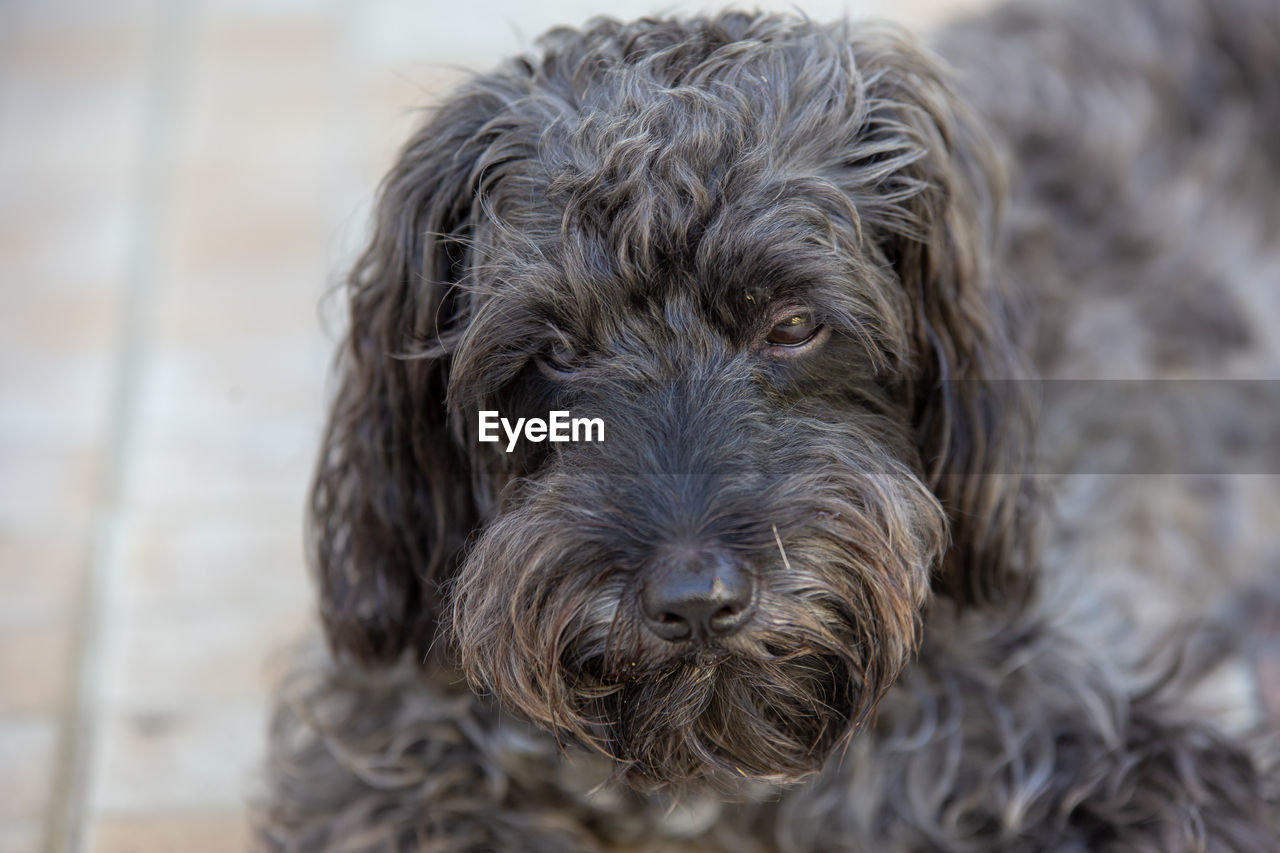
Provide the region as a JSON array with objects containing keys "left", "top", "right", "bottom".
[{"left": 257, "top": 0, "right": 1280, "bottom": 850}]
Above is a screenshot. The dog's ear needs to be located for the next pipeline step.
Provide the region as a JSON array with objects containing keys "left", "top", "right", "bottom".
[
  {"left": 310, "top": 84, "right": 516, "bottom": 666},
  {"left": 858, "top": 38, "right": 1036, "bottom": 606}
]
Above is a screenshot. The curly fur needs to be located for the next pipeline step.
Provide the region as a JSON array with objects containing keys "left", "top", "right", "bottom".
[{"left": 256, "top": 0, "right": 1280, "bottom": 849}]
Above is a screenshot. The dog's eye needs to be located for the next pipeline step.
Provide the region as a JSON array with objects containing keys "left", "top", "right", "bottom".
[
  {"left": 766, "top": 313, "right": 820, "bottom": 347},
  {"left": 535, "top": 341, "right": 579, "bottom": 379}
]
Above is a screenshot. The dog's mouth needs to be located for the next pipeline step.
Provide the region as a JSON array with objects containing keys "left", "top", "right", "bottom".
[
  {"left": 610, "top": 654, "right": 859, "bottom": 792},
  {"left": 556, "top": 611, "right": 872, "bottom": 792}
]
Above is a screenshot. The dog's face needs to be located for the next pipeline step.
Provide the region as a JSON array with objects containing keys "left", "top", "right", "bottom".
[{"left": 312, "top": 13, "right": 1030, "bottom": 792}]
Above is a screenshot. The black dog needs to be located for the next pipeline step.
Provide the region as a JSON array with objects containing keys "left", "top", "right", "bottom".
[{"left": 258, "top": 0, "right": 1280, "bottom": 849}]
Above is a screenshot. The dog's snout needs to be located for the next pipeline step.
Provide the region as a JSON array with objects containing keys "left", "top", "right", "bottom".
[{"left": 640, "top": 549, "right": 755, "bottom": 642}]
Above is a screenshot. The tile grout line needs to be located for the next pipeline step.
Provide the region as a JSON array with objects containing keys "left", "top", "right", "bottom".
[{"left": 44, "top": 1, "right": 201, "bottom": 851}]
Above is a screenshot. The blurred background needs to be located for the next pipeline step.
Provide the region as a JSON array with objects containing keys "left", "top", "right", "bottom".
[{"left": 0, "top": 0, "right": 990, "bottom": 850}]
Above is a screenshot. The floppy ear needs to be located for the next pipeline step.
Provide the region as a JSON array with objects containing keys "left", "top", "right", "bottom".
[
  {"left": 859, "top": 39, "right": 1037, "bottom": 606},
  {"left": 310, "top": 83, "right": 519, "bottom": 666}
]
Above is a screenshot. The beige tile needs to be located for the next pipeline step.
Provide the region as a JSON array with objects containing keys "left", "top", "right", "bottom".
[
  {"left": 124, "top": 345, "right": 325, "bottom": 514},
  {"left": 165, "top": 204, "right": 331, "bottom": 289},
  {"left": 86, "top": 812, "right": 248, "bottom": 853},
  {"left": 0, "top": 7, "right": 139, "bottom": 527},
  {"left": 119, "top": 517, "right": 311, "bottom": 614},
  {"left": 0, "top": 524, "right": 90, "bottom": 622},
  {"left": 125, "top": 441, "right": 317, "bottom": 518},
  {"left": 97, "top": 516, "right": 314, "bottom": 719},
  {"left": 0, "top": 287, "right": 120, "bottom": 350},
  {"left": 100, "top": 514, "right": 313, "bottom": 709},
  {"left": 0, "top": 444, "right": 105, "bottom": 524},
  {"left": 0, "top": 821, "right": 44, "bottom": 853},
  {"left": 158, "top": 21, "right": 339, "bottom": 326},
  {"left": 0, "top": 183, "right": 139, "bottom": 297},
  {"left": 0, "top": 41, "right": 147, "bottom": 211},
  {"left": 0, "top": 52, "right": 143, "bottom": 300},
  {"left": 0, "top": 621, "right": 76, "bottom": 715},
  {"left": 0, "top": 290, "right": 120, "bottom": 441},
  {"left": 111, "top": 11, "right": 342, "bottom": 517},
  {"left": 175, "top": 18, "right": 338, "bottom": 169},
  {"left": 0, "top": 88, "right": 144, "bottom": 174},
  {"left": 0, "top": 716, "right": 57, "bottom": 822},
  {"left": 0, "top": 202, "right": 124, "bottom": 523},
  {"left": 4, "top": 0, "right": 156, "bottom": 40},
  {"left": 0, "top": 436, "right": 106, "bottom": 523},
  {"left": 347, "top": 67, "right": 467, "bottom": 185},
  {"left": 1, "top": 19, "right": 149, "bottom": 79},
  {"left": 204, "top": 0, "right": 338, "bottom": 20},
  {"left": 155, "top": 265, "right": 333, "bottom": 351},
  {"left": 91, "top": 701, "right": 268, "bottom": 813},
  {"left": 340, "top": 0, "right": 510, "bottom": 67},
  {"left": 105, "top": 607, "right": 309, "bottom": 710},
  {"left": 201, "top": 14, "right": 338, "bottom": 61},
  {"left": 0, "top": 296, "right": 111, "bottom": 521}
]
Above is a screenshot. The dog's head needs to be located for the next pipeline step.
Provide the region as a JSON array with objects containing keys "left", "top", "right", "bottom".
[{"left": 311, "top": 12, "right": 1032, "bottom": 792}]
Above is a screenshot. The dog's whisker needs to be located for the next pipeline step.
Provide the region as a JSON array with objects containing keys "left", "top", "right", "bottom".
[{"left": 771, "top": 524, "right": 793, "bottom": 574}]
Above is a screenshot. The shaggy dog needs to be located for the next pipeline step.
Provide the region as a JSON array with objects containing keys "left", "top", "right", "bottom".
[{"left": 257, "top": 0, "right": 1280, "bottom": 849}]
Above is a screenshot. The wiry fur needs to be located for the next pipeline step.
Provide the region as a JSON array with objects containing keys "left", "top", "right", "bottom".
[{"left": 257, "top": 0, "right": 1280, "bottom": 849}]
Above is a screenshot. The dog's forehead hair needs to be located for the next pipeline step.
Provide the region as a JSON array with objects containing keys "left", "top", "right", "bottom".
[
  {"left": 463, "top": 178, "right": 908, "bottom": 367},
  {"left": 443, "top": 18, "right": 946, "bottom": 369},
  {"left": 466, "top": 121, "right": 898, "bottom": 360}
]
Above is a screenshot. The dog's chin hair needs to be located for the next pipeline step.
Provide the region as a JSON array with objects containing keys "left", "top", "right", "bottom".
[
  {"left": 451, "top": 469, "right": 940, "bottom": 792},
  {"left": 571, "top": 610, "right": 870, "bottom": 793}
]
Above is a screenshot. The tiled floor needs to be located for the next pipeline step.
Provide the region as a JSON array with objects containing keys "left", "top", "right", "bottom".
[{"left": 0, "top": 1, "right": 987, "bottom": 850}]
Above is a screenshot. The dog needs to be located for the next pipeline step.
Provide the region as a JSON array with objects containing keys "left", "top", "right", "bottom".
[{"left": 256, "top": 0, "right": 1280, "bottom": 849}]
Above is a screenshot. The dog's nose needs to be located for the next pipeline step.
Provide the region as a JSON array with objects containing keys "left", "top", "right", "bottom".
[{"left": 640, "top": 549, "right": 755, "bottom": 642}]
